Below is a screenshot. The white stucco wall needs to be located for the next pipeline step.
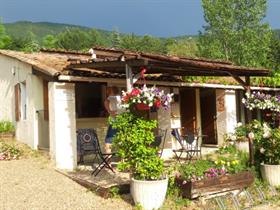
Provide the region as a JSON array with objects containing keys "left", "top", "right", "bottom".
[
  {"left": 49, "top": 82, "right": 77, "bottom": 170},
  {"left": 0, "top": 55, "right": 45, "bottom": 149},
  {"left": 216, "top": 89, "right": 237, "bottom": 145},
  {"left": 225, "top": 90, "right": 237, "bottom": 133}
]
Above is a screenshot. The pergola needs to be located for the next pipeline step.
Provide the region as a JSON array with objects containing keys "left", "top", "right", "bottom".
[
  {"left": 57, "top": 46, "right": 272, "bottom": 166},
  {"left": 61, "top": 47, "right": 271, "bottom": 91}
]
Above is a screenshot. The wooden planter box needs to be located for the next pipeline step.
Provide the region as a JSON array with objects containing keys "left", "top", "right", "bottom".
[
  {"left": 0, "top": 132, "right": 15, "bottom": 139},
  {"left": 175, "top": 171, "right": 254, "bottom": 199}
]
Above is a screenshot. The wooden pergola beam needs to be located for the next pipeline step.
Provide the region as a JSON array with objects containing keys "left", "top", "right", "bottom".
[{"left": 67, "top": 59, "right": 148, "bottom": 70}]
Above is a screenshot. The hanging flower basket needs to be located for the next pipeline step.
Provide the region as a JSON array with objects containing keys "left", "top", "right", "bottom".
[{"left": 121, "top": 85, "right": 173, "bottom": 112}]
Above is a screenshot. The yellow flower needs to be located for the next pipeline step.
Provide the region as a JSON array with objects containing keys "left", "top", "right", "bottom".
[
  {"left": 214, "top": 160, "right": 218, "bottom": 165},
  {"left": 227, "top": 162, "right": 230, "bottom": 166},
  {"left": 221, "top": 160, "right": 226, "bottom": 165}
]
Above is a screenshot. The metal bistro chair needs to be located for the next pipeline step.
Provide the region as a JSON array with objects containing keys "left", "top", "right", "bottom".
[
  {"left": 150, "top": 128, "right": 168, "bottom": 157},
  {"left": 171, "top": 128, "right": 203, "bottom": 162},
  {"left": 76, "top": 128, "right": 115, "bottom": 176}
]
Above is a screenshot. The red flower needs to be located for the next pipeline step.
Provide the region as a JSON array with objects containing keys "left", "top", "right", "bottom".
[
  {"left": 130, "top": 88, "right": 141, "bottom": 96},
  {"left": 154, "top": 100, "right": 161, "bottom": 108},
  {"left": 122, "top": 95, "right": 130, "bottom": 102}
]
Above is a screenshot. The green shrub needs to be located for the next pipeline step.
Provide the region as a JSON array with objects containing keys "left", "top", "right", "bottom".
[
  {"left": 111, "top": 112, "right": 164, "bottom": 180},
  {"left": 0, "top": 121, "right": 15, "bottom": 133}
]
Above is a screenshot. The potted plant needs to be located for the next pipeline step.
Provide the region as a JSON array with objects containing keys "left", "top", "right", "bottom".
[
  {"left": 254, "top": 126, "right": 280, "bottom": 186},
  {"left": 226, "top": 122, "right": 249, "bottom": 152},
  {"left": 226, "top": 120, "right": 265, "bottom": 153},
  {"left": 111, "top": 85, "right": 173, "bottom": 210}
]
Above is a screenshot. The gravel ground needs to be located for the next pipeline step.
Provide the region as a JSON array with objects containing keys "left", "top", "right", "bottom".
[{"left": 0, "top": 158, "right": 133, "bottom": 210}]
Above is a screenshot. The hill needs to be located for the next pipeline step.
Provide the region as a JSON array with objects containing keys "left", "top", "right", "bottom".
[
  {"left": 4, "top": 21, "right": 114, "bottom": 42},
  {"left": 3, "top": 21, "right": 195, "bottom": 42}
]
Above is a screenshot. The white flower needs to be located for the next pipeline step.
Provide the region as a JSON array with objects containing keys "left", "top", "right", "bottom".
[
  {"left": 263, "top": 131, "right": 271, "bottom": 138},
  {"left": 248, "top": 132, "right": 255, "bottom": 139},
  {"left": 236, "top": 122, "right": 243, "bottom": 127},
  {"left": 260, "top": 148, "right": 265, "bottom": 154},
  {"left": 230, "top": 134, "right": 237, "bottom": 141}
]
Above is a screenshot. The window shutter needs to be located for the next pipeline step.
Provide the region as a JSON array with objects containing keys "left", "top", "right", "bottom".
[
  {"left": 15, "top": 84, "right": 21, "bottom": 121},
  {"left": 43, "top": 80, "right": 49, "bottom": 120}
]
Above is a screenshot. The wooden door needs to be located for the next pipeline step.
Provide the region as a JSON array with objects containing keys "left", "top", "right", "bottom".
[
  {"left": 200, "top": 89, "right": 217, "bottom": 144},
  {"left": 180, "top": 89, "right": 196, "bottom": 134}
]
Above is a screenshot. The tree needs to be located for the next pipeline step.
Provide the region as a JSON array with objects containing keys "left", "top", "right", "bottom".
[
  {"left": 21, "top": 32, "right": 40, "bottom": 52},
  {"left": 167, "top": 38, "right": 198, "bottom": 57},
  {"left": 88, "top": 29, "right": 106, "bottom": 47},
  {"left": 120, "top": 33, "right": 141, "bottom": 51},
  {"left": 42, "top": 34, "right": 57, "bottom": 49},
  {"left": 268, "top": 32, "right": 280, "bottom": 71},
  {"left": 55, "top": 28, "right": 91, "bottom": 50},
  {"left": 198, "top": 0, "right": 272, "bottom": 68},
  {"left": 120, "top": 34, "right": 167, "bottom": 53},
  {"left": 0, "top": 20, "right": 11, "bottom": 49},
  {"left": 139, "top": 35, "right": 165, "bottom": 53},
  {"left": 111, "top": 28, "right": 121, "bottom": 48},
  {"left": 7, "top": 32, "right": 40, "bottom": 52}
]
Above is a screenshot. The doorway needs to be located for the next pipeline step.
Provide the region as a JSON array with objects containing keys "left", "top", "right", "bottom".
[
  {"left": 200, "top": 89, "right": 217, "bottom": 144},
  {"left": 38, "top": 80, "right": 50, "bottom": 150},
  {"left": 180, "top": 88, "right": 196, "bottom": 134}
]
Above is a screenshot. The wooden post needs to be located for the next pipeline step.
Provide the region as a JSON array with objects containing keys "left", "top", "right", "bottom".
[
  {"left": 125, "top": 64, "right": 133, "bottom": 91},
  {"left": 245, "top": 76, "right": 254, "bottom": 166}
]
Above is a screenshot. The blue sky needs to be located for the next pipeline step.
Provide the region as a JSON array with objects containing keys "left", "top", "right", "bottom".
[{"left": 0, "top": 0, "right": 279, "bottom": 37}]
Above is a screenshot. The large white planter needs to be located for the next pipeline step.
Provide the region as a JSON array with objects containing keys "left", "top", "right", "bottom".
[
  {"left": 260, "top": 164, "right": 280, "bottom": 186},
  {"left": 130, "top": 177, "right": 168, "bottom": 210},
  {"left": 235, "top": 141, "right": 249, "bottom": 153}
]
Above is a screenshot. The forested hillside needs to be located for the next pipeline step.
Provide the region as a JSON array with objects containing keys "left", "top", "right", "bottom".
[
  {"left": 4, "top": 21, "right": 112, "bottom": 42},
  {"left": 1, "top": 21, "right": 197, "bottom": 56}
]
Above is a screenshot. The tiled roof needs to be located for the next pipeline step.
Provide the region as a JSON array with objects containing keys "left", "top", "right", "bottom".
[
  {"left": 0, "top": 47, "right": 271, "bottom": 85},
  {"left": 0, "top": 49, "right": 182, "bottom": 82},
  {"left": 0, "top": 49, "right": 91, "bottom": 76}
]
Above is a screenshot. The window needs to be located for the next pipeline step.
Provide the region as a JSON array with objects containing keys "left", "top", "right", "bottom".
[
  {"left": 75, "top": 83, "right": 106, "bottom": 118},
  {"left": 15, "top": 82, "right": 27, "bottom": 121}
]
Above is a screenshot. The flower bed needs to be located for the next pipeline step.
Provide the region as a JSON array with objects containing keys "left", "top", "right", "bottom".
[
  {"left": 0, "top": 141, "right": 21, "bottom": 160},
  {"left": 173, "top": 145, "right": 252, "bottom": 199},
  {"left": 176, "top": 171, "right": 254, "bottom": 199}
]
